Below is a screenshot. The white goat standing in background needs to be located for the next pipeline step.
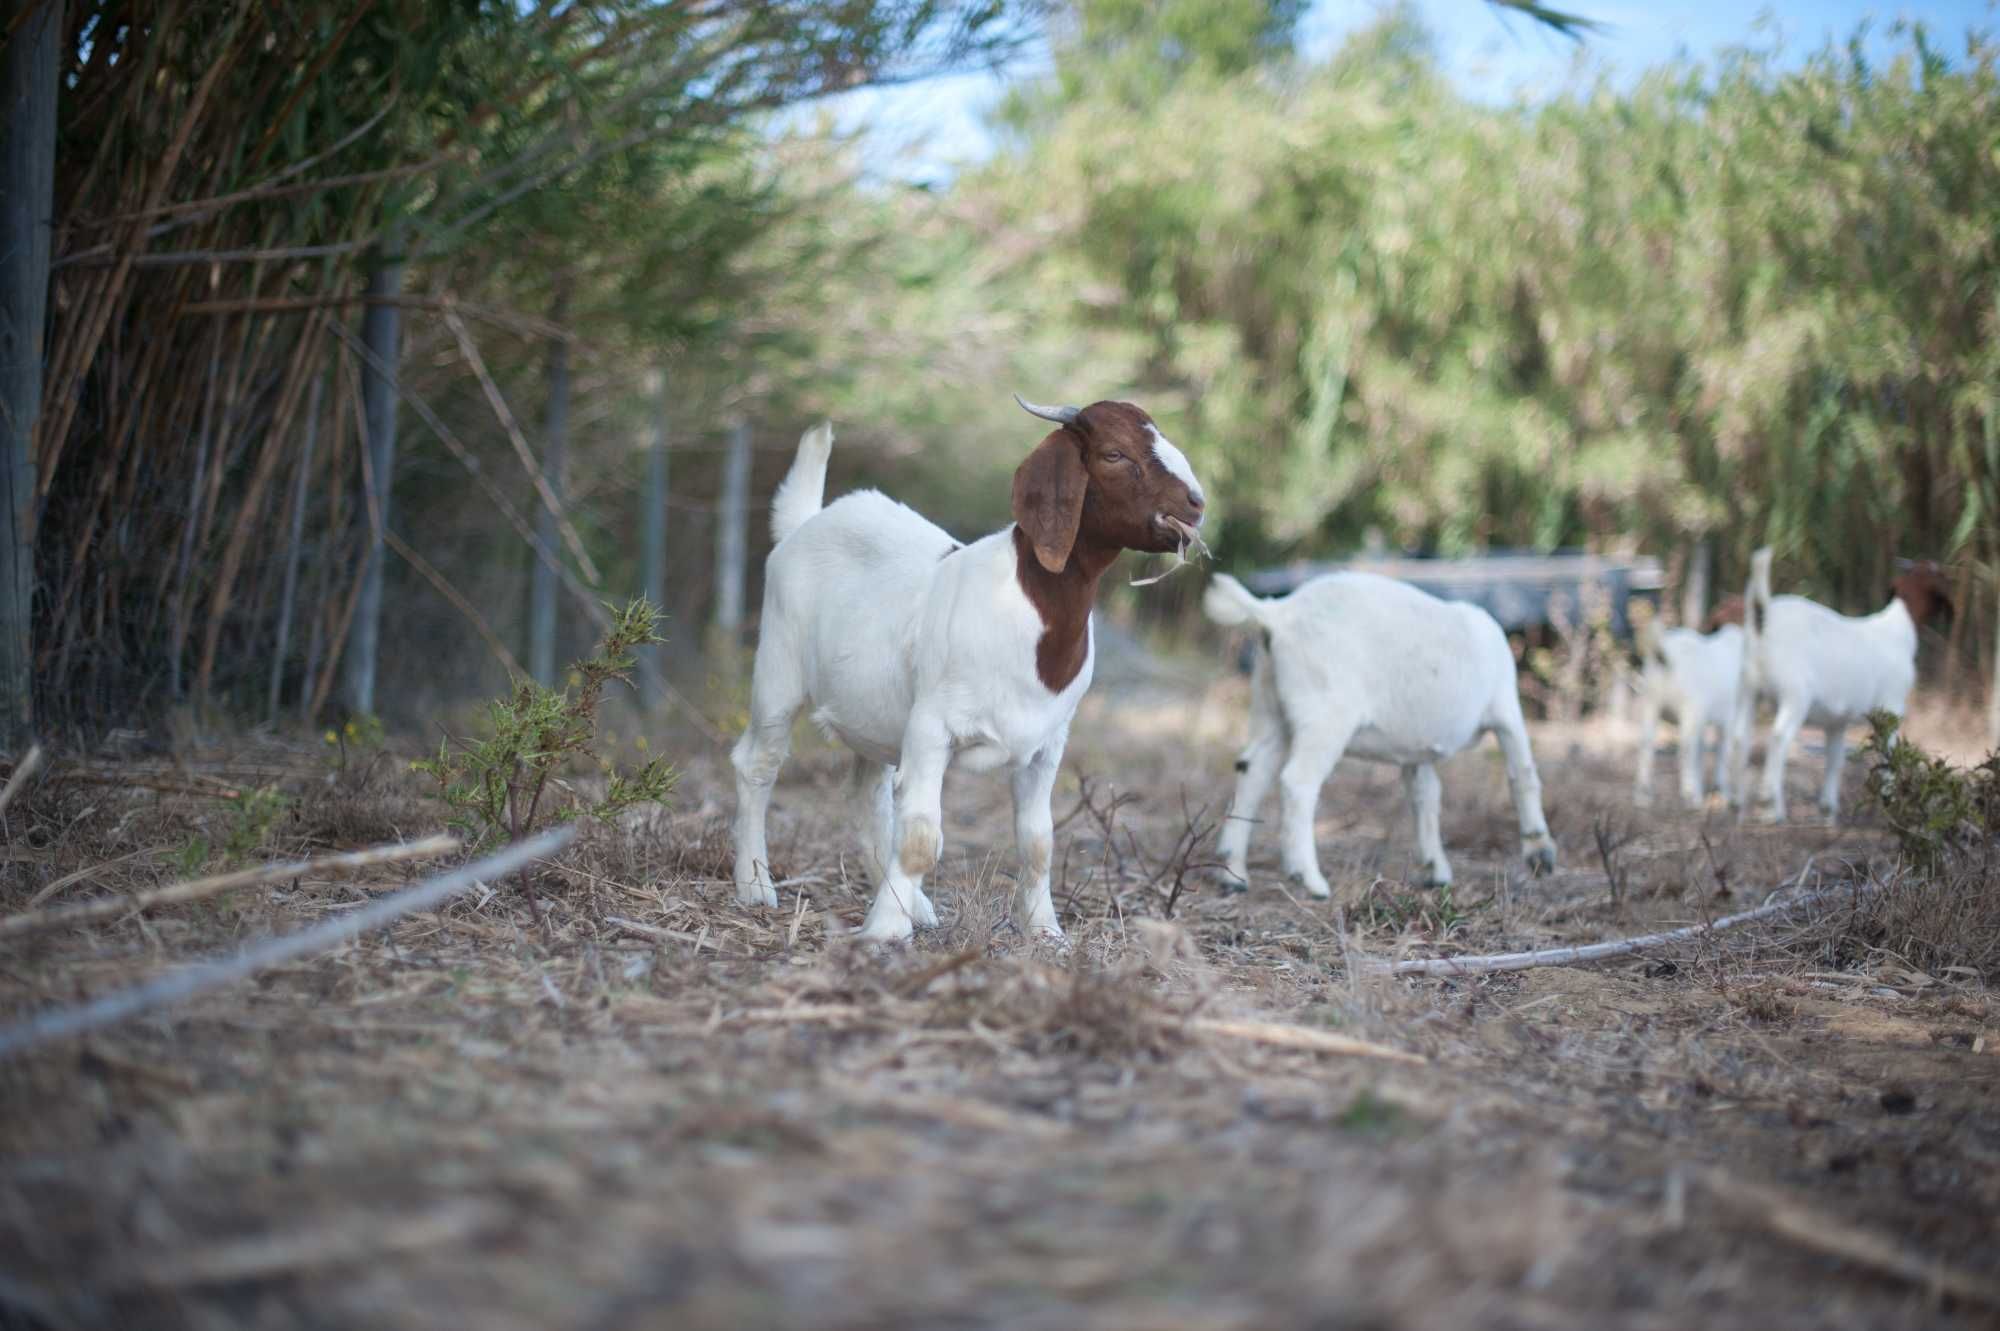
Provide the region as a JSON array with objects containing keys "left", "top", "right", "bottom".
[
  {"left": 1631, "top": 597, "right": 1745, "bottom": 808},
  {"left": 1202, "top": 571, "right": 1557, "bottom": 899},
  {"left": 731, "top": 397, "right": 1207, "bottom": 943},
  {"left": 1723, "top": 547, "right": 1953, "bottom": 823}
]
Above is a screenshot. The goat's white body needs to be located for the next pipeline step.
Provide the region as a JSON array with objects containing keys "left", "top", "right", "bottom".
[
  {"left": 732, "top": 426, "right": 1089, "bottom": 943},
  {"left": 1725, "top": 549, "right": 1917, "bottom": 822},
  {"left": 1632, "top": 624, "right": 1744, "bottom": 807},
  {"left": 1204, "top": 572, "right": 1555, "bottom": 895},
  {"left": 762, "top": 493, "right": 1091, "bottom": 773}
]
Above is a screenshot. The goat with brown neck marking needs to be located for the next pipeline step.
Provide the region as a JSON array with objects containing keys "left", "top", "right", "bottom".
[{"left": 731, "top": 397, "right": 1205, "bottom": 943}]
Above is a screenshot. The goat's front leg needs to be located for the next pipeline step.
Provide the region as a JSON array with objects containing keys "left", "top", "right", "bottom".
[
  {"left": 857, "top": 709, "right": 951, "bottom": 943},
  {"left": 1817, "top": 724, "right": 1848, "bottom": 823},
  {"left": 1401, "top": 762, "right": 1450, "bottom": 887},
  {"left": 1009, "top": 735, "right": 1067, "bottom": 941},
  {"left": 1676, "top": 703, "right": 1708, "bottom": 807},
  {"left": 1632, "top": 687, "right": 1662, "bottom": 808}
]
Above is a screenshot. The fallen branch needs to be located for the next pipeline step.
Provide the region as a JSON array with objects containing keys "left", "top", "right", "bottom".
[
  {"left": 1702, "top": 1170, "right": 2000, "bottom": 1308},
  {"left": 0, "top": 745, "right": 44, "bottom": 816},
  {"left": 0, "top": 834, "right": 461, "bottom": 942},
  {"left": 47, "top": 770, "right": 242, "bottom": 799},
  {"left": 0, "top": 828, "right": 571, "bottom": 1059},
  {"left": 1181, "top": 1016, "right": 1426, "bottom": 1065},
  {"left": 1357, "top": 879, "right": 1876, "bottom": 978},
  {"left": 26, "top": 844, "right": 169, "bottom": 908}
]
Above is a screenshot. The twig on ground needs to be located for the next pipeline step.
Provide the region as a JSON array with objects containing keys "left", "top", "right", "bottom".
[
  {"left": 1180, "top": 1016, "right": 1426, "bottom": 1065},
  {"left": 0, "top": 745, "right": 44, "bottom": 817},
  {"left": 0, "top": 834, "right": 461, "bottom": 942},
  {"left": 0, "top": 829, "right": 570, "bottom": 1059},
  {"left": 1701, "top": 1170, "right": 2000, "bottom": 1309},
  {"left": 1358, "top": 872, "right": 1867, "bottom": 978},
  {"left": 26, "top": 845, "right": 170, "bottom": 908}
]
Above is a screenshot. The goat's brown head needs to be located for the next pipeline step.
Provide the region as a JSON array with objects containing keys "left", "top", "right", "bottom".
[
  {"left": 1009, "top": 395, "right": 1206, "bottom": 574},
  {"left": 1704, "top": 595, "right": 1746, "bottom": 631},
  {"left": 1890, "top": 559, "right": 1953, "bottom": 627}
]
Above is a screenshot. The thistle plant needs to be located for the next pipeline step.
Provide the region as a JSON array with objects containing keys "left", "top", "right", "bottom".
[{"left": 414, "top": 600, "right": 676, "bottom": 860}]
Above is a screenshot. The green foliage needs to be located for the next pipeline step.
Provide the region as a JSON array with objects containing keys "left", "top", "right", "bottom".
[
  {"left": 1860, "top": 712, "right": 2000, "bottom": 869},
  {"left": 177, "top": 785, "right": 294, "bottom": 874},
  {"left": 876, "top": 9, "right": 2000, "bottom": 636},
  {"left": 1356, "top": 878, "right": 1481, "bottom": 936},
  {"left": 414, "top": 600, "right": 676, "bottom": 848}
]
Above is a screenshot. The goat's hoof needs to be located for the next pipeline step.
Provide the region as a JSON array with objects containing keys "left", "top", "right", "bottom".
[
  {"left": 1287, "top": 870, "right": 1332, "bottom": 901},
  {"left": 1816, "top": 802, "right": 1840, "bottom": 825},
  {"left": 910, "top": 889, "right": 940, "bottom": 929},
  {"left": 735, "top": 880, "right": 779, "bottom": 909},
  {"left": 1523, "top": 844, "right": 1557, "bottom": 878},
  {"left": 853, "top": 917, "right": 914, "bottom": 945},
  {"left": 1417, "top": 863, "right": 1453, "bottom": 890}
]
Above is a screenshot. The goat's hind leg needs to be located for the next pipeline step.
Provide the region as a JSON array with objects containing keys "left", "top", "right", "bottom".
[
  {"left": 1275, "top": 714, "right": 1357, "bottom": 901},
  {"left": 1216, "top": 649, "right": 1286, "bottom": 889},
  {"left": 1490, "top": 697, "right": 1557, "bottom": 876},
  {"left": 731, "top": 647, "right": 805, "bottom": 908}
]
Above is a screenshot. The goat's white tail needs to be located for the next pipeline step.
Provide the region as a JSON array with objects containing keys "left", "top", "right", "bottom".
[
  {"left": 1744, "top": 546, "right": 1773, "bottom": 655},
  {"left": 770, "top": 421, "right": 833, "bottom": 544},
  {"left": 1202, "top": 573, "right": 1272, "bottom": 629}
]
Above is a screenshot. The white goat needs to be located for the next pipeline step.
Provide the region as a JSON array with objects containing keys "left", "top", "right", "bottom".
[
  {"left": 1203, "top": 572, "right": 1556, "bottom": 898},
  {"left": 732, "top": 397, "right": 1207, "bottom": 942},
  {"left": 1631, "top": 600, "right": 1745, "bottom": 808},
  {"left": 1724, "top": 547, "right": 1952, "bottom": 822}
]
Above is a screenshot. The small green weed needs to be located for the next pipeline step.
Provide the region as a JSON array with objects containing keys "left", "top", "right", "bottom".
[
  {"left": 1860, "top": 711, "right": 1999, "bottom": 869},
  {"left": 1334, "top": 1087, "right": 1405, "bottom": 1137},
  {"left": 413, "top": 599, "right": 677, "bottom": 851}
]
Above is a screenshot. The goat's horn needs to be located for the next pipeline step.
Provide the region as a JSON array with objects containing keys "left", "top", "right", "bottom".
[{"left": 1013, "top": 393, "right": 1081, "bottom": 425}]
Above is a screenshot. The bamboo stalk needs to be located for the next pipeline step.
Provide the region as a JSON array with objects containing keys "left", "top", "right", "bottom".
[
  {"left": 268, "top": 364, "right": 326, "bottom": 722},
  {"left": 0, "top": 828, "right": 568, "bottom": 1059},
  {"left": 384, "top": 529, "right": 526, "bottom": 680},
  {"left": 0, "top": 833, "right": 460, "bottom": 943},
  {"left": 440, "top": 304, "right": 600, "bottom": 584}
]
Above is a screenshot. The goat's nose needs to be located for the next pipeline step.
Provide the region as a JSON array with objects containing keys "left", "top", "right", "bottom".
[{"left": 1188, "top": 490, "right": 1206, "bottom": 516}]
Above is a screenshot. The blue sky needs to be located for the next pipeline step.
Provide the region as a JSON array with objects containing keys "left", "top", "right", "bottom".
[{"left": 817, "top": 0, "right": 1998, "bottom": 184}]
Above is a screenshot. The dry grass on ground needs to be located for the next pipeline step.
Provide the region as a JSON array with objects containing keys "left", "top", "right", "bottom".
[{"left": 0, "top": 682, "right": 1996, "bottom": 1331}]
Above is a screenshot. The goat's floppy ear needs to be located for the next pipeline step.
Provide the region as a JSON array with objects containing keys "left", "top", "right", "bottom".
[{"left": 1012, "top": 429, "right": 1088, "bottom": 573}]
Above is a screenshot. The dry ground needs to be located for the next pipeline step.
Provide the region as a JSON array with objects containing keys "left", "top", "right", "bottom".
[{"left": 1, "top": 675, "right": 1996, "bottom": 1331}]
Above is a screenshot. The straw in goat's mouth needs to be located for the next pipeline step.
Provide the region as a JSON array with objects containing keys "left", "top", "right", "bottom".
[{"left": 1130, "top": 515, "right": 1212, "bottom": 587}]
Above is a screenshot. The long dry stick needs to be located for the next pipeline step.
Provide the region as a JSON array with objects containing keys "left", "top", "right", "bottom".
[
  {"left": 1356, "top": 879, "right": 1873, "bottom": 978},
  {"left": 0, "top": 747, "right": 45, "bottom": 818},
  {"left": 1701, "top": 1170, "right": 2000, "bottom": 1308},
  {"left": 1181, "top": 1016, "right": 1427, "bottom": 1065},
  {"left": 0, "top": 834, "right": 460, "bottom": 943},
  {"left": 384, "top": 530, "right": 526, "bottom": 680},
  {"left": 0, "top": 828, "right": 571, "bottom": 1059}
]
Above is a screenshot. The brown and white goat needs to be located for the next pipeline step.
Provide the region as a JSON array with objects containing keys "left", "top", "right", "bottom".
[{"left": 732, "top": 398, "right": 1206, "bottom": 941}]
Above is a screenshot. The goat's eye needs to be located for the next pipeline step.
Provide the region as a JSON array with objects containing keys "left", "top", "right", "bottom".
[{"left": 1102, "top": 451, "right": 1124, "bottom": 462}]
